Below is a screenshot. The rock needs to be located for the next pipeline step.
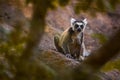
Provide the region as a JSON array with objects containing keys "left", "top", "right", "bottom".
[{"left": 100, "top": 69, "right": 120, "bottom": 80}]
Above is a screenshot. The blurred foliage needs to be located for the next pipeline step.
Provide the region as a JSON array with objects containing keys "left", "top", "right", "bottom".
[
  {"left": 72, "top": 64, "right": 101, "bottom": 80},
  {"left": 58, "top": 0, "right": 70, "bottom": 6},
  {"left": 92, "top": 33, "right": 108, "bottom": 44},
  {"left": 102, "top": 59, "right": 120, "bottom": 72},
  {"left": 0, "top": 0, "right": 120, "bottom": 80},
  {"left": 74, "top": 0, "right": 120, "bottom": 14},
  {"left": 72, "top": 30, "right": 120, "bottom": 80},
  {"left": 0, "top": 22, "right": 28, "bottom": 79}
]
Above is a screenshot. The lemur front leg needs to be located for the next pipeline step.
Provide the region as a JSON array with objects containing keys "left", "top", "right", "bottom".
[
  {"left": 77, "top": 32, "right": 85, "bottom": 61},
  {"left": 82, "top": 42, "right": 90, "bottom": 57},
  {"left": 79, "top": 33, "right": 90, "bottom": 60},
  {"left": 54, "top": 35, "right": 73, "bottom": 59},
  {"left": 62, "top": 44, "right": 73, "bottom": 59}
]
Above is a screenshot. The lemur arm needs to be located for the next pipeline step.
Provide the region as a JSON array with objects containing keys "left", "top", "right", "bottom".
[
  {"left": 80, "top": 32, "right": 84, "bottom": 44},
  {"left": 80, "top": 32, "right": 90, "bottom": 57},
  {"left": 62, "top": 43, "right": 70, "bottom": 54},
  {"left": 62, "top": 43, "right": 74, "bottom": 58}
]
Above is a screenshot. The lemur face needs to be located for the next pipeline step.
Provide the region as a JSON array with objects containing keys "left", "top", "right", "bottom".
[{"left": 71, "top": 18, "right": 87, "bottom": 33}]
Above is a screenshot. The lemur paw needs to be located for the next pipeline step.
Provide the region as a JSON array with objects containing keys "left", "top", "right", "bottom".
[
  {"left": 80, "top": 56, "right": 85, "bottom": 60},
  {"left": 75, "top": 56, "right": 85, "bottom": 62},
  {"left": 65, "top": 54, "right": 74, "bottom": 59}
]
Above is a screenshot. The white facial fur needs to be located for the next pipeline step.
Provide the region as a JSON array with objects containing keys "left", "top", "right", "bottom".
[
  {"left": 83, "top": 18, "right": 87, "bottom": 25},
  {"left": 70, "top": 18, "right": 88, "bottom": 32},
  {"left": 71, "top": 18, "right": 76, "bottom": 27},
  {"left": 82, "top": 18, "right": 87, "bottom": 32}
]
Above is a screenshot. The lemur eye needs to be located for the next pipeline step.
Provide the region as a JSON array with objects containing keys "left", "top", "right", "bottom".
[
  {"left": 80, "top": 25, "right": 84, "bottom": 29},
  {"left": 75, "top": 24, "right": 79, "bottom": 28}
]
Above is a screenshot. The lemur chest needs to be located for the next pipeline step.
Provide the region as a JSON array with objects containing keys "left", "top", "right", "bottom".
[
  {"left": 69, "top": 34, "right": 83, "bottom": 55},
  {"left": 70, "top": 34, "right": 82, "bottom": 45},
  {"left": 68, "top": 39, "right": 80, "bottom": 52},
  {"left": 69, "top": 39, "right": 81, "bottom": 55}
]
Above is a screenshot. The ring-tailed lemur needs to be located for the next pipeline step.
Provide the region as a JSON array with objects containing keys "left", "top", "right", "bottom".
[{"left": 54, "top": 18, "right": 89, "bottom": 61}]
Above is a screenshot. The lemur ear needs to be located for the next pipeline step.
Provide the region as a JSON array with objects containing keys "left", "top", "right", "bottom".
[
  {"left": 71, "top": 18, "right": 76, "bottom": 26},
  {"left": 83, "top": 18, "right": 87, "bottom": 25}
]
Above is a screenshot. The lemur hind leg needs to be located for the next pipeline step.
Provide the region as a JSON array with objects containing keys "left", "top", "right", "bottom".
[{"left": 54, "top": 34, "right": 64, "bottom": 53}]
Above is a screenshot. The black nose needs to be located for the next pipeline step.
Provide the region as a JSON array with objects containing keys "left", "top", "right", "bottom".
[{"left": 77, "top": 28, "right": 81, "bottom": 32}]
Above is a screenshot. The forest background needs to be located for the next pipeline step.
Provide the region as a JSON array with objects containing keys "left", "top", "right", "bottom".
[{"left": 0, "top": 0, "right": 120, "bottom": 80}]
